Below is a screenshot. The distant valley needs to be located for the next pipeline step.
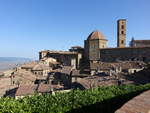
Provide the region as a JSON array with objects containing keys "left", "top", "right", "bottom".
[{"left": 0, "top": 57, "right": 32, "bottom": 72}]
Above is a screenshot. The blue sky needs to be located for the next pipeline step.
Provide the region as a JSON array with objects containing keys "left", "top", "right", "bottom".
[{"left": 0, "top": 0, "right": 150, "bottom": 59}]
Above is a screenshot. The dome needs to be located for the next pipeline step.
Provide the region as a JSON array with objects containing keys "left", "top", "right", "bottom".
[{"left": 87, "top": 30, "right": 107, "bottom": 40}]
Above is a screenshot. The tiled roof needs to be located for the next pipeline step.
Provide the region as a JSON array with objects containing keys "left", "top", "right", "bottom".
[
  {"left": 133, "top": 40, "right": 150, "bottom": 43},
  {"left": 87, "top": 30, "right": 107, "bottom": 40},
  {"left": 15, "top": 84, "right": 38, "bottom": 96},
  {"left": 21, "top": 61, "right": 38, "bottom": 68},
  {"left": 90, "top": 61, "right": 145, "bottom": 70},
  {"left": 13, "top": 70, "right": 36, "bottom": 81},
  {"left": 52, "top": 66, "right": 72, "bottom": 75},
  {"left": 37, "top": 83, "right": 51, "bottom": 93},
  {"left": 32, "top": 63, "right": 51, "bottom": 71},
  {"left": 115, "top": 90, "right": 150, "bottom": 113},
  {"left": 15, "top": 83, "right": 64, "bottom": 96}
]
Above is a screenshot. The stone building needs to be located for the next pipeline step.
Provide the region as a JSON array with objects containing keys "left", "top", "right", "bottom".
[
  {"left": 39, "top": 19, "right": 150, "bottom": 71},
  {"left": 39, "top": 50, "right": 82, "bottom": 69},
  {"left": 99, "top": 47, "right": 150, "bottom": 62},
  {"left": 85, "top": 19, "right": 150, "bottom": 63},
  {"left": 130, "top": 38, "right": 150, "bottom": 47},
  {"left": 84, "top": 31, "right": 108, "bottom": 61}
]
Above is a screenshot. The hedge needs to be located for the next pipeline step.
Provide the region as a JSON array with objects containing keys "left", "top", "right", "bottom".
[{"left": 0, "top": 83, "right": 150, "bottom": 113}]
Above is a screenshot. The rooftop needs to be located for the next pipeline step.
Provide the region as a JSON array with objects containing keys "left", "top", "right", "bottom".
[
  {"left": 15, "top": 84, "right": 38, "bottom": 96},
  {"left": 115, "top": 90, "right": 150, "bottom": 113},
  {"left": 87, "top": 30, "right": 107, "bottom": 41},
  {"left": 90, "top": 61, "right": 146, "bottom": 70},
  {"left": 13, "top": 70, "right": 37, "bottom": 81},
  {"left": 32, "top": 63, "right": 52, "bottom": 71}
]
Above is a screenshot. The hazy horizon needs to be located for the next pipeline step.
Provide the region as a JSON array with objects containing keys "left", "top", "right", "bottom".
[{"left": 0, "top": 0, "right": 150, "bottom": 59}]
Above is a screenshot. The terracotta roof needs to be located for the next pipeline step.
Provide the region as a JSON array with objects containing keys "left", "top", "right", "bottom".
[
  {"left": 15, "top": 84, "right": 37, "bottom": 96},
  {"left": 32, "top": 63, "right": 51, "bottom": 71},
  {"left": 36, "top": 75, "right": 47, "bottom": 80},
  {"left": 133, "top": 40, "right": 150, "bottom": 43},
  {"left": 52, "top": 66, "right": 72, "bottom": 75},
  {"left": 90, "top": 61, "right": 145, "bottom": 70},
  {"left": 13, "top": 70, "right": 36, "bottom": 81},
  {"left": 115, "top": 90, "right": 150, "bottom": 113},
  {"left": 15, "top": 83, "right": 52, "bottom": 96},
  {"left": 37, "top": 83, "right": 51, "bottom": 93},
  {"left": 21, "top": 61, "right": 38, "bottom": 69},
  {"left": 87, "top": 30, "right": 107, "bottom": 40}
]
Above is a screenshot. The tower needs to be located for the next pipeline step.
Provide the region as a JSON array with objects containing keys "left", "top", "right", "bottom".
[{"left": 117, "top": 19, "right": 126, "bottom": 47}]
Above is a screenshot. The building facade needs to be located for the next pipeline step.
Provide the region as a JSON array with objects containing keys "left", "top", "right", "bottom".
[
  {"left": 39, "top": 19, "right": 150, "bottom": 70},
  {"left": 39, "top": 50, "right": 82, "bottom": 69},
  {"left": 130, "top": 38, "right": 150, "bottom": 47}
]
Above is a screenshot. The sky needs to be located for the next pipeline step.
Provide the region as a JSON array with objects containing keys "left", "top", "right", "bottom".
[{"left": 0, "top": 0, "right": 150, "bottom": 59}]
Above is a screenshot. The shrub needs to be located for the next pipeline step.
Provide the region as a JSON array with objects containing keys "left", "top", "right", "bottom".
[{"left": 0, "top": 83, "right": 150, "bottom": 113}]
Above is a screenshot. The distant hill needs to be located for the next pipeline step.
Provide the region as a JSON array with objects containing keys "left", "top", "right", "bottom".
[
  {"left": 0, "top": 57, "right": 33, "bottom": 72},
  {"left": 0, "top": 57, "right": 32, "bottom": 62}
]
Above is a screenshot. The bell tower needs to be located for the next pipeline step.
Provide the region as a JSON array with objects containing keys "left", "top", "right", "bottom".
[{"left": 117, "top": 19, "right": 126, "bottom": 47}]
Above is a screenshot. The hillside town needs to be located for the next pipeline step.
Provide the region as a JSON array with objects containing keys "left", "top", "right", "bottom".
[{"left": 0, "top": 19, "right": 150, "bottom": 99}]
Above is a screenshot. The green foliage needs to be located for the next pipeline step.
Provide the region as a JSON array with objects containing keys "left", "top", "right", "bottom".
[{"left": 0, "top": 84, "right": 150, "bottom": 113}]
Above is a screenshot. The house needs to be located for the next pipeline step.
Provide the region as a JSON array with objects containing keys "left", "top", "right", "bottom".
[
  {"left": 11, "top": 70, "right": 36, "bottom": 85},
  {"left": 15, "top": 84, "right": 38, "bottom": 99},
  {"left": 90, "top": 61, "right": 145, "bottom": 75},
  {"left": 50, "top": 66, "right": 73, "bottom": 88},
  {"left": 40, "top": 57, "right": 60, "bottom": 68},
  {"left": 32, "top": 63, "right": 52, "bottom": 76},
  {"left": 15, "top": 83, "right": 52, "bottom": 99},
  {"left": 14, "top": 83, "right": 65, "bottom": 99}
]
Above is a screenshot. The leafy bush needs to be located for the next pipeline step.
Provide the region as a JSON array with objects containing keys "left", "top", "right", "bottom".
[{"left": 0, "top": 83, "right": 150, "bottom": 113}]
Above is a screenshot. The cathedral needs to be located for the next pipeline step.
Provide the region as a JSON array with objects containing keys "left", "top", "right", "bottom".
[{"left": 39, "top": 19, "right": 150, "bottom": 69}]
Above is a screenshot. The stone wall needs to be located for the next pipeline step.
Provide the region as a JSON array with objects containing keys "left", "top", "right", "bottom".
[{"left": 100, "top": 47, "right": 150, "bottom": 62}]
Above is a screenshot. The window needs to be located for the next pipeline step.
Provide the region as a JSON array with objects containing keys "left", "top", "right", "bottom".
[
  {"left": 121, "top": 25, "right": 124, "bottom": 29},
  {"left": 121, "top": 40, "right": 124, "bottom": 44},
  {"left": 121, "top": 31, "right": 124, "bottom": 34}
]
